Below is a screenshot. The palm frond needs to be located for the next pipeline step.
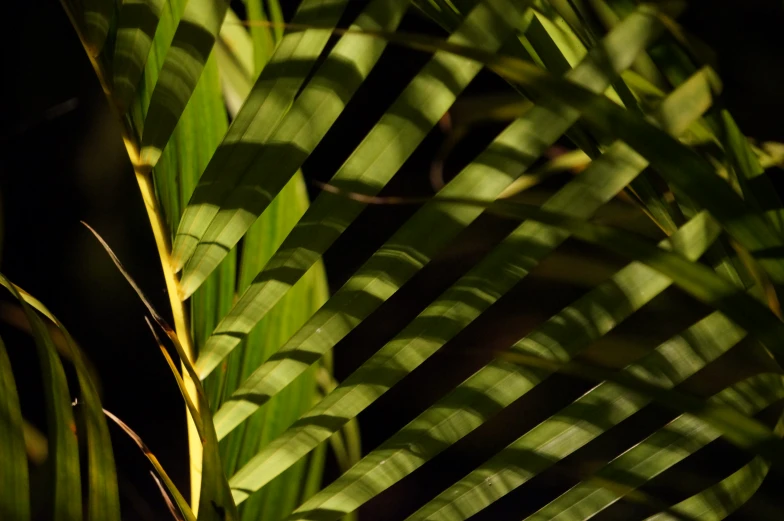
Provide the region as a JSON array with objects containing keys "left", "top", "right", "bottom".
[
  {"left": 0, "top": 275, "right": 121, "bottom": 521},
  {"left": 50, "top": 1, "right": 784, "bottom": 521}
]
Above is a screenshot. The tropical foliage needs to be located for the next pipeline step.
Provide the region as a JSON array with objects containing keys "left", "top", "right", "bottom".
[{"left": 2, "top": 0, "right": 784, "bottom": 520}]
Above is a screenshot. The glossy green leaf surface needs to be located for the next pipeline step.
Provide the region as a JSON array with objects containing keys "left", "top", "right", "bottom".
[
  {"left": 528, "top": 374, "right": 784, "bottom": 521},
  {"left": 18, "top": 291, "right": 121, "bottom": 521},
  {"left": 112, "top": 0, "right": 167, "bottom": 112},
  {"left": 140, "top": 0, "right": 231, "bottom": 167},
  {"left": 194, "top": 0, "right": 525, "bottom": 380},
  {"left": 225, "top": 58, "right": 713, "bottom": 499},
  {"left": 56, "top": 2, "right": 784, "bottom": 521},
  {"left": 283, "top": 211, "right": 722, "bottom": 521},
  {"left": 208, "top": 8, "right": 331, "bottom": 521},
  {"left": 0, "top": 275, "right": 81, "bottom": 521},
  {"left": 173, "top": 0, "right": 356, "bottom": 278}
]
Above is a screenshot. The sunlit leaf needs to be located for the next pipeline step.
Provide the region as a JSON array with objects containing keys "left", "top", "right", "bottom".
[
  {"left": 225, "top": 55, "right": 712, "bottom": 500},
  {"left": 140, "top": 0, "right": 231, "bottom": 167},
  {"left": 192, "top": 0, "right": 528, "bottom": 380},
  {"left": 112, "top": 0, "right": 168, "bottom": 112},
  {"left": 209, "top": 8, "right": 332, "bottom": 520},
  {"left": 528, "top": 374, "right": 784, "bottom": 521},
  {"left": 283, "top": 212, "right": 722, "bottom": 521},
  {"left": 172, "top": 0, "right": 356, "bottom": 278}
]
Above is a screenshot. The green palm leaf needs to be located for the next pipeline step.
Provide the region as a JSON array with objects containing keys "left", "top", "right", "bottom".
[
  {"left": 172, "top": 0, "right": 357, "bottom": 280},
  {"left": 54, "top": 1, "right": 784, "bottom": 521},
  {"left": 280, "top": 210, "right": 723, "bottom": 521},
  {"left": 208, "top": 4, "right": 661, "bottom": 436},
  {"left": 644, "top": 458, "right": 770, "bottom": 521},
  {"left": 0, "top": 276, "right": 82, "bottom": 521},
  {"left": 207, "top": 9, "right": 333, "bottom": 520},
  {"left": 17, "top": 289, "right": 122, "bottom": 521},
  {"left": 224, "top": 59, "right": 716, "bottom": 499},
  {"left": 527, "top": 374, "right": 784, "bottom": 521},
  {"left": 139, "top": 0, "right": 231, "bottom": 167},
  {"left": 0, "top": 337, "right": 28, "bottom": 521},
  {"left": 81, "top": 225, "right": 239, "bottom": 520},
  {"left": 112, "top": 0, "right": 167, "bottom": 112},
  {"left": 60, "top": 0, "right": 114, "bottom": 56},
  {"left": 175, "top": 0, "right": 521, "bottom": 301}
]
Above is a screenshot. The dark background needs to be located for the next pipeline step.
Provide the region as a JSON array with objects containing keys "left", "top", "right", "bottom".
[{"left": 1, "top": 0, "right": 784, "bottom": 520}]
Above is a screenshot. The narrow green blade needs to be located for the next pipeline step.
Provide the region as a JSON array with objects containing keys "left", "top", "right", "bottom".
[
  {"left": 211, "top": 4, "right": 665, "bottom": 439},
  {"left": 172, "top": 0, "right": 355, "bottom": 275},
  {"left": 282, "top": 212, "right": 721, "bottom": 521},
  {"left": 191, "top": 0, "right": 413, "bottom": 373},
  {"left": 60, "top": 0, "right": 114, "bottom": 56},
  {"left": 284, "top": 9, "right": 784, "bottom": 285},
  {"left": 475, "top": 200, "right": 784, "bottom": 369},
  {"left": 414, "top": 309, "right": 747, "bottom": 521},
  {"left": 209, "top": 8, "right": 331, "bottom": 520},
  {"left": 151, "top": 329, "right": 239, "bottom": 521},
  {"left": 140, "top": 0, "right": 231, "bottom": 167},
  {"left": 245, "top": 0, "right": 275, "bottom": 74},
  {"left": 80, "top": 229, "right": 239, "bottom": 521},
  {"left": 0, "top": 335, "right": 29, "bottom": 521},
  {"left": 18, "top": 290, "right": 121, "bottom": 521},
  {"left": 0, "top": 275, "right": 81, "bottom": 521},
  {"left": 175, "top": 0, "right": 527, "bottom": 300},
  {"left": 103, "top": 409, "right": 195, "bottom": 521},
  {"left": 527, "top": 374, "right": 784, "bottom": 521},
  {"left": 225, "top": 61, "right": 713, "bottom": 498},
  {"left": 645, "top": 458, "right": 769, "bottom": 521},
  {"left": 719, "top": 110, "right": 784, "bottom": 234},
  {"left": 215, "top": 8, "right": 256, "bottom": 116},
  {"left": 471, "top": 39, "right": 784, "bottom": 282},
  {"left": 112, "top": 0, "right": 168, "bottom": 112}
]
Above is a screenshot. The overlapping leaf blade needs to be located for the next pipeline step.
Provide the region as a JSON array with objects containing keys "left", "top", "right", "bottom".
[
  {"left": 140, "top": 0, "right": 231, "bottom": 166},
  {"left": 193, "top": 0, "right": 531, "bottom": 383},
  {"left": 0, "top": 275, "right": 81, "bottom": 521},
  {"left": 18, "top": 290, "right": 121, "bottom": 521},
  {"left": 477, "top": 200, "right": 784, "bottom": 367},
  {"left": 56, "top": 1, "right": 784, "bottom": 521},
  {"left": 0, "top": 336, "right": 29, "bottom": 521},
  {"left": 112, "top": 0, "right": 167, "bottom": 112},
  {"left": 644, "top": 458, "right": 770, "bottom": 521},
  {"left": 208, "top": 8, "right": 331, "bottom": 521},
  {"left": 527, "top": 374, "right": 784, "bottom": 521},
  {"left": 224, "top": 56, "right": 715, "bottom": 499},
  {"left": 408, "top": 308, "right": 748, "bottom": 521},
  {"left": 177, "top": 0, "right": 534, "bottom": 304},
  {"left": 102, "top": 408, "right": 195, "bottom": 521},
  {"left": 282, "top": 211, "right": 723, "bottom": 521},
  {"left": 476, "top": 41, "right": 784, "bottom": 282},
  {"left": 80, "top": 223, "right": 238, "bottom": 521},
  {"left": 306, "top": 19, "right": 784, "bottom": 280},
  {"left": 208, "top": 0, "right": 548, "bottom": 438},
  {"left": 172, "top": 0, "right": 357, "bottom": 278},
  {"left": 212, "top": 0, "right": 667, "bottom": 439},
  {"left": 215, "top": 8, "right": 256, "bottom": 117},
  {"left": 60, "top": 0, "right": 115, "bottom": 56}
]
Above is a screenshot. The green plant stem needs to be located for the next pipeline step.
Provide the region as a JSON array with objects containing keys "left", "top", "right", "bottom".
[{"left": 58, "top": 0, "right": 203, "bottom": 510}]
